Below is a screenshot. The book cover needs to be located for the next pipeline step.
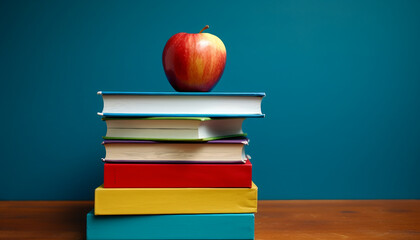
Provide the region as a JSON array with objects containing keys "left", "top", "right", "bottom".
[
  {"left": 94, "top": 182, "right": 258, "bottom": 215},
  {"left": 87, "top": 210, "right": 254, "bottom": 240},
  {"left": 99, "top": 91, "right": 265, "bottom": 96},
  {"left": 104, "top": 160, "right": 252, "bottom": 188},
  {"left": 98, "top": 91, "right": 265, "bottom": 118}
]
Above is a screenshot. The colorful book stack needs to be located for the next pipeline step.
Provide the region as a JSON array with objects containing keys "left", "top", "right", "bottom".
[{"left": 87, "top": 91, "right": 265, "bottom": 240}]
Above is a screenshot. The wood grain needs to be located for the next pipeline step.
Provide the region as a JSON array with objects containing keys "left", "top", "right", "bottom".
[
  {"left": 256, "top": 200, "right": 420, "bottom": 240},
  {"left": 0, "top": 200, "right": 419, "bottom": 240}
]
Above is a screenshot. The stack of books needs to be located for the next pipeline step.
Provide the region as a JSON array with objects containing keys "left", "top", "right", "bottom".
[{"left": 87, "top": 91, "right": 265, "bottom": 240}]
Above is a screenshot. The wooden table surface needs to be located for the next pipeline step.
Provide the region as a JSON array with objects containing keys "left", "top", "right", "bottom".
[{"left": 0, "top": 200, "right": 419, "bottom": 240}]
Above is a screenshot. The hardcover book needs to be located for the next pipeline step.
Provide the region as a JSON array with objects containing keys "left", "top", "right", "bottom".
[
  {"left": 102, "top": 138, "right": 249, "bottom": 163},
  {"left": 87, "top": 210, "right": 254, "bottom": 240},
  {"left": 94, "top": 182, "right": 258, "bottom": 215},
  {"left": 104, "top": 160, "right": 253, "bottom": 188},
  {"left": 103, "top": 117, "right": 246, "bottom": 141},
  {"left": 98, "top": 91, "right": 265, "bottom": 117}
]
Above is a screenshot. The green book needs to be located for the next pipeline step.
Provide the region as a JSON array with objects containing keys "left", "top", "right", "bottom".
[{"left": 102, "top": 117, "right": 246, "bottom": 141}]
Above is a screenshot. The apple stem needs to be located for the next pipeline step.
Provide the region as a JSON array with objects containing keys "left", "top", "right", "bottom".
[{"left": 199, "top": 25, "right": 209, "bottom": 33}]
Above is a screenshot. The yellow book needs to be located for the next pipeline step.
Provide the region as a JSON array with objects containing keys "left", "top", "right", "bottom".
[{"left": 94, "top": 183, "right": 258, "bottom": 215}]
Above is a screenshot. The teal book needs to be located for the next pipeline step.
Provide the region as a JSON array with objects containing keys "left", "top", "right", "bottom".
[
  {"left": 86, "top": 210, "right": 254, "bottom": 240},
  {"left": 97, "top": 91, "right": 265, "bottom": 118}
]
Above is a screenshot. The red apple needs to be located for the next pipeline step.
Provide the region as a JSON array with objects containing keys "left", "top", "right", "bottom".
[{"left": 162, "top": 25, "right": 226, "bottom": 92}]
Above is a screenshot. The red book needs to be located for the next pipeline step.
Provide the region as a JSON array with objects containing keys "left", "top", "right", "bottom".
[{"left": 104, "top": 160, "right": 252, "bottom": 188}]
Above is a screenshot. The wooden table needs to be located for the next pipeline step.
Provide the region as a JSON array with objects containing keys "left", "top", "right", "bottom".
[{"left": 1, "top": 200, "right": 419, "bottom": 239}]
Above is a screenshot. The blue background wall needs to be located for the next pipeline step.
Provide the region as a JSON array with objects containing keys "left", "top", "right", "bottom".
[{"left": 1, "top": 0, "right": 419, "bottom": 200}]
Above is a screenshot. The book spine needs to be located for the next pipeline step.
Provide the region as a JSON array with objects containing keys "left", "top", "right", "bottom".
[{"left": 104, "top": 161, "right": 252, "bottom": 188}]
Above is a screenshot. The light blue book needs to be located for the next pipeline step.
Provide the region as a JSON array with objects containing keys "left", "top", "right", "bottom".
[
  {"left": 86, "top": 210, "right": 254, "bottom": 240},
  {"left": 97, "top": 91, "right": 265, "bottom": 118}
]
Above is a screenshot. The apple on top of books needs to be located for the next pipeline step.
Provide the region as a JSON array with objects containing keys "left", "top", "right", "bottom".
[{"left": 162, "top": 25, "right": 226, "bottom": 92}]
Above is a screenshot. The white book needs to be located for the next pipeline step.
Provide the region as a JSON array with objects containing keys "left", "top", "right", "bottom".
[{"left": 102, "top": 138, "right": 249, "bottom": 163}]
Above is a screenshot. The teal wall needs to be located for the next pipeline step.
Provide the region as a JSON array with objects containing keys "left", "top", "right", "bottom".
[{"left": 1, "top": 0, "right": 420, "bottom": 200}]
